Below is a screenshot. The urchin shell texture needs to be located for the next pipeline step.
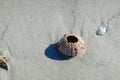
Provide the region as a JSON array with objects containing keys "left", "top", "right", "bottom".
[{"left": 58, "top": 34, "right": 85, "bottom": 57}]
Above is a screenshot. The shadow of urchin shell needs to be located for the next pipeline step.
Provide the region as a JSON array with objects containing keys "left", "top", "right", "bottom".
[{"left": 58, "top": 34, "right": 86, "bottom": 57}]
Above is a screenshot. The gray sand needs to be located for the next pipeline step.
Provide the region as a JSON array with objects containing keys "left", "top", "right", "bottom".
[{"left": 0, "top": 0, "right": 120, "bottom": 80}]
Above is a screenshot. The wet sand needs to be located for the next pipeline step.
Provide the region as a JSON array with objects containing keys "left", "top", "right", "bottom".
[{"left": 0, "top": 0, "right": 120, "bottom": 80}]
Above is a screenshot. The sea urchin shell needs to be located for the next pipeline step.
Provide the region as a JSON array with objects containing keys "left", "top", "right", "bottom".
[
  {"left": 0, "top": 55, "right": 9, "bottom": 70},
  {"left": 58, "top": 34, "right": 85, "bottom": 57}
]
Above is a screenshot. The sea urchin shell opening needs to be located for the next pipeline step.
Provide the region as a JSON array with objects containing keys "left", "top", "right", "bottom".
[{"left": 67, "top": 35, "right": 78, "bottom": 43}]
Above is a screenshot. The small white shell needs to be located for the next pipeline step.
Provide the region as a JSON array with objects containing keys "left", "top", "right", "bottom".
[{"left": 96, "top": 26, "right": 107, "bottom": 36}]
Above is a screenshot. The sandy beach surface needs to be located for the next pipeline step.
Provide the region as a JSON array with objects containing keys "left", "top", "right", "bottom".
[{"left": 0, "top": 0, "right": 120, "bottom": 80}]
